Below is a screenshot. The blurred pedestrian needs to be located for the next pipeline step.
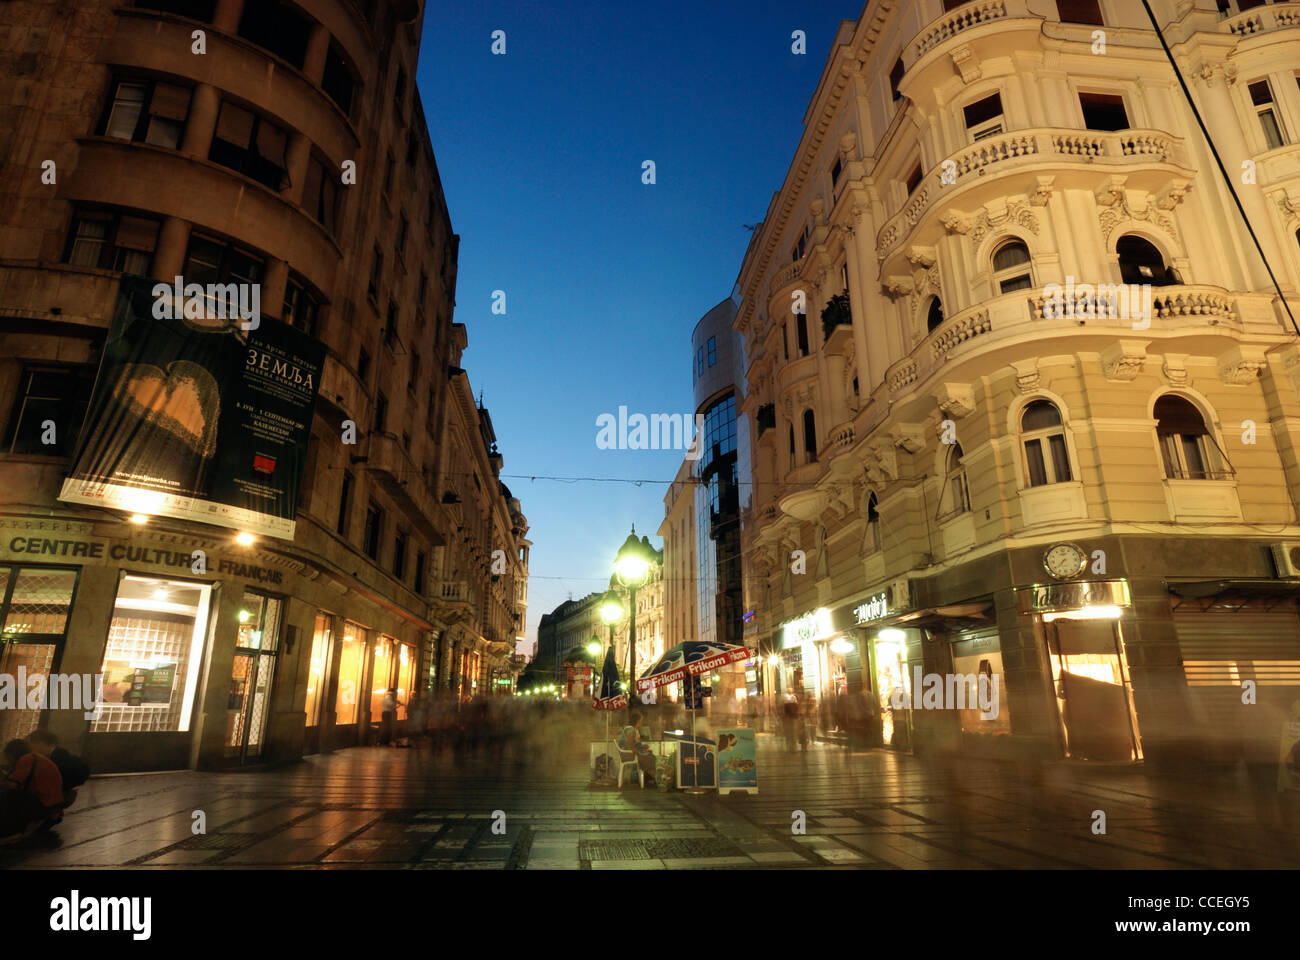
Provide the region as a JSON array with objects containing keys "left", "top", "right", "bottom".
[{"left": 379, "top": 688, "right": 401, "bottom": 746}]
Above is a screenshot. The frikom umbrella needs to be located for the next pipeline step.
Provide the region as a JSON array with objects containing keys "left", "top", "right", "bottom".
[
  {"left": 592, "top": 647, "right": 627, "bottom": 710},
  {"left": 635, "top": 640, "right": 750, "bottom": 693}
]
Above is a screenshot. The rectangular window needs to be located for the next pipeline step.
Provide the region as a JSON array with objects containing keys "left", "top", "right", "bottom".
[
  {"left": 210, "top": 101, "right": 288, "bottom": 191},
  {"left": 303, "top": 613, "right": 332, "bottom": 728},
  {"left": 696, "top": 347, "right": 704, "bottom": 376},
  {"left": 4, "top": 366, "right": 95, "bottom": 456},
  {"left": 383, "top": 153, "right": 394, "bottom": 197},
  {"left": 363, "top": 502, "right": 383, "bottom": 559},
  {"left": 90, "top": 576, "right": 213, "bottom": 734},
  {"left": 334, "top": 621, "right": 367, "bottom": 726},
  {"left": 102, "top": 79, "right": 191, "bottom": 149},
  {"left": 385, "top": 300, "right": 399, "bottom": 346},
  {"left": 414, "top": 550, "right": 426, "bottom": 595},
  {"left": 393, "top": 529, "right": 408, "bottom": 580},
  {"left": 830, "top": 157, "right": 842, "bottom": 186},
  {"left": 337, "top": 471, "right": 353, "bottom": 536},
  {"left": 410, "top": 351, "right": 420, "bottom": 391},
  {"left": 181, "top": 232, "right": 264, "bottom": 317},
  {"left": 906, "top": 163, "right": 923, "bottom": 195},
  {"left": 1025, "top": 438, "right": 1049, "bottom": 487},
  {"left": 373, "top": 392, "right": 388, "bottom": 433},
  {"left": 357, "top": 347, "right": 371, "bottom": 384},
  {"left": 301, "top": 154, "right": 338, "bottom": 233},
  {"left": 283, "top": 274, "right": 320, "bottom": 337},
  {"left": 65, "top": 210, "right": 160, "bottom": 276},
  {"left": 1057, "top": 0, "right": 1105, "bottom": 25},
  {"left": 707, "top": 336, "right": 716, "bottom": 367},
  {"left": 890, "top": 58, "right": 905, "bottom": 102},
  {"left": 368, "top": 246, "right": 383, "bottom": 301},
  {"left": 394, "top": 66, "right": 407, "bottom": 124},
  {"left": 1079, "top": 92, "right": 1129, "bottom": 131},
  {"left": 322, "top": 43, "right": 355, "bottom": 115},
  {"left": 963, "top": 92, "right": 1004, "bottom": 141},
  {"left": 397, "top": 214, "right": 409, "bottom": 262},
  {"left": 796, "top": 313, "right": 810, "bottom": 356},
  {"left": 1250, "top": 80, "right": 1287, "bottom": 150},
  {"left": 237, "top": 0, "right": 310, "bottom": 69}
]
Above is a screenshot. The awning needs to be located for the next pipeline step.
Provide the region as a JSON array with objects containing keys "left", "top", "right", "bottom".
[
  {"left": 865, "top": 601, "right": 995, "bottom": 633},
  {"left": 1168, "top": 579, "right": 1300, "bottom": 613}
]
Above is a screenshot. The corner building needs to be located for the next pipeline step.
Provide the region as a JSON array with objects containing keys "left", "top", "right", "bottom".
[
  {"left": 737, "top": 0, "right": 1300, "bottom": 768},
  {"left": 0, "top": 0, "right": 527, "bottom": 770}
]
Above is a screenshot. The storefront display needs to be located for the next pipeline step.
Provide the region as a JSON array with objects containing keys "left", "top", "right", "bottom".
[
  {"left": 334, "top": 621, "right": 367, "bottom": 726},
  {"left": 91, "top": 575, "right": 212, "bottom": 734},
  {"left": 873, "top": 629, "right": 913, "bottom": 749},
  {"left": 370, "top": 635, "right": 394, "bottom": 723},
  {"left": 303, "top": 613, "right": 332, "bottom": 729},
  {"left": 951, "top": 632, "right": 1011, "bottom": 742},
  {"left": 224, "top": 590, "right": 282, "bottom": 759}
]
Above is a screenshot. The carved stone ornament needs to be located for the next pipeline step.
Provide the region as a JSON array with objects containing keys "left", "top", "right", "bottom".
[
  {"left": 882, "top": 275, "right": 914, "bottom": 298},
  {"left": 1217, "top": 345, "right": 1266, "bottom": 385},
  {"left": 1010, "top": 358, "right": 1040, "bottom": 392},
  {"left": 1097, "top": 189, "right": 1179, "bottom": 245},
  {"left": 1030, "top": 176, "right": 1054, "bottom": 207},
  {"left": 949, "top": 44, "right": 981, "bottom": 84},
  {"left": 906, "top": 245, "right": 937, "bottom": 270},
  {"left": 940, "top": 209, "right": 972, "bottom": 235},
  {"left": 1161, "top": 353, "right": 1189, "bottom": 386},
  {"left": 1157, "top": 179, "right": 1193, "bottom": 212},
  {"left": 1276, "top": 189, "right": 1300, "bottom": 222},
  {"left": 839, "top": 131, "right": 858, "bottom": 159},
  {"left": 1100, "top": 340, "right": 1147, "bottom": 382},
  {"left": 935, "top": 382, "right": 976, "bottom": 419},
  {"left": 969, "top": 200, "right": 1039, "bottom": 245},
  {"left": 891, "top": 423, "right": 926, "bottom": 453}
]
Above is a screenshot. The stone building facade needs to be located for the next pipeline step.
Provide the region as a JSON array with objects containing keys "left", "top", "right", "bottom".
[
  {"left": 0, "top": 0, "right": 527, "bottom": 770},
  {"left": 737, "top": 0, "right": 1300, "bottom": 767}
]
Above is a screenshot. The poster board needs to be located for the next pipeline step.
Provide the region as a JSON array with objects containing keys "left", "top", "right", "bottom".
[{"left": 717, "top": 728, "right": 758, "bottom": 795}]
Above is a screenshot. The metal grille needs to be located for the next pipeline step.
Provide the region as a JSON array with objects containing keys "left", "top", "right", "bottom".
[
  {"left": 2, "top": 568, "right": 77, "bottom": 635},
  {"left": 579, "top": 837, "right": 743, "bottom": 861},
  {"left": 0, "top": 642, "right": 56, "bottom": 743}
]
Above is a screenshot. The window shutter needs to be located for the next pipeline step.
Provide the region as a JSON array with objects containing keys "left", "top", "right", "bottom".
[
  {"left": 216, "top": 102, "right": 254, "bottom": 148},
  {"left": 115, "top": 216, "right": 160, "bottom": 252},
  {"left": 256, "top": 119, "right": 287, "bottom": 165},
  {"left": 149, "top": 83, "right": 191, "bottom": 121}
]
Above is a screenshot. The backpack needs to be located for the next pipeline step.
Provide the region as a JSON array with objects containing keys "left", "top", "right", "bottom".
[{"left": 52, "top": 749, "right": 90, "bottom": 790}]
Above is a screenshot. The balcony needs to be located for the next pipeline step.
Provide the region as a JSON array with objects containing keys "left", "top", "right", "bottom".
[
  {"left": 434, "top": 580, "right": 473, "bottom": 624},
  {"left": 875, "top": 128, "right": 1190, "bottom": 262},
  {"left": 367, "top": 432, "right": 444, "bottom": 545},
  {"left": 1222, "top": 2, "right": 1300, "bottom": 39},
  {"left": 910, "top": 0, "right": 1012, "bottom": 62}
]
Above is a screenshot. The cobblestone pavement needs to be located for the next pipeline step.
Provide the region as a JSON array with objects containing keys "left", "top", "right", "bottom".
[{"left": 4, "top": 735, "right": 1298, "bottom": 869}]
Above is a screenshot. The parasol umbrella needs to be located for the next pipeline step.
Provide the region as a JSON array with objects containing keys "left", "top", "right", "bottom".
[
  {"left": 637, "top": 640, "right": 750, "bottom": 789},
  {"left": 591, "top": 647, "right": 627, "bottom": 784}
]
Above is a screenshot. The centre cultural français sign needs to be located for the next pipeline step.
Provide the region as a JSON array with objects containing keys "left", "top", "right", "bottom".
[{"left": 4, "top": 534, "right": 285, "bottom": 585}]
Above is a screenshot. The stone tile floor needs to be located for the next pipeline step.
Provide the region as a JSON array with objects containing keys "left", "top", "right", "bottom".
[{"left": 3, "top": 736, "right": 1298, "bottom": 869}]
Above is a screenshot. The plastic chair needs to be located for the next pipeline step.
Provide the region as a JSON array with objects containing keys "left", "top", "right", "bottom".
[{"left": 610, "top": 740, "right": 644, "bottom": 788}]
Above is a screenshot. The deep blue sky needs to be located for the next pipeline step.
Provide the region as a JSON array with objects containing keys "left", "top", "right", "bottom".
[{"left": 415, "top": 1, "right": 862, "bottom": 653}]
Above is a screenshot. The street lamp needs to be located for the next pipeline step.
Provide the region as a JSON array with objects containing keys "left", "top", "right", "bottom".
[{"left": 613, "top": 526, "right": 655, "bottom": 723}]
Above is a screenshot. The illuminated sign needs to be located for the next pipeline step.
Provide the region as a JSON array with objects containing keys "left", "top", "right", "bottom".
[
  {"left": 854, "top": 593, "right": 889, "bottom": 625},
  {"left": 782, "top": 608, "right": 832, "bottom": 649}
]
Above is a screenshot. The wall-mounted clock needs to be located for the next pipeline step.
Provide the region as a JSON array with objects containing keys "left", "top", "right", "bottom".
[{"left": 1043, "top": 542, "right": 1087, "bottom": 580}]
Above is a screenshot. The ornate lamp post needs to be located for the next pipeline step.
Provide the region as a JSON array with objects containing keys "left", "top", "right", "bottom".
[{"left": 612, "top": 526, "right": 655, "bottom": 724}]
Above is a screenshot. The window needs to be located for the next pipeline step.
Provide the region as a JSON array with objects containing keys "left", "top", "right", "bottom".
[
  {"left": 782, "top": 322, "right": 790, "bottom": 361},
  {"left": 1155, "top": 395, "right": 1225, "bottom": 480},
  {"left": 1020, "top": 399, "right": 1072, "bottom": 486},
  {"left": 963, "top": 92, "right": 1004, "bottom": 141},
  {"left": 101, "top": 79, "right": 191, "bottom": 149},
  {"left": 991, "top": 238, "right": 1033, "bottom": 293},
  {"left": 397, "top": 215, "right": 410, "bottom": 264},
  {"left": 337, "top": 471, "right": 353, "bottom": 536},
  {"left": 1117, "top": 234, "right": 1180, "bottom": 286},
  {"left": 831, "top": 157, "right": 842, "bottom": 186},
  {"left": 394, "top": 66, "right": 407, "bottom": 124},
  {"left": 788, "top": 426, "right": 796, "bottom": 461},
  {"left": 363, "top": 502, "right": 383, "bottom": 560},
  {"left": 369, "top": 246, "right": 383, "bottom": 301},
  {"left": 1057, "top": 0, "right": 1104, "bottom": 25},
  {"left": 707, "top": 336, "right": 716, "bottom": 367},
  {"left": 905, "top": 163, "right": 923, "bottom": 195},
  {"left": 414, "top": 551, "right": 426, "bottom": 594},
  {"left": 133, "top": 0, "right": 215, "bottom": 20},
  {"left": 301, "top": 154, "right": 339, "bottom": 233},
  {"left": 796, "top": 313, "right": 810, "bottom": 356},
  {"left": 237, "top": 0, "right": 310, "bottom": 69},
  {"left": 385, "top": 300, "right": 399, "bottom": 346},
  {"left": 322, "top": 43, "right": 356, "bottom": 115},
  {"left": 418, "top": 270, "right": 428, "bottom": 312},
  {"left": 283, "top": 274, "right": 321, "bottom": 336},
  {"left": 357, "top": 347, "right": 371, "bottom": 384},
  {"left": 4, "top": 366, "right": 94, "bottom": 456},
  {"left": 890, "top": 58, "right": 905, "bottom": 102},
  {"left": 926, "top": 297, "right": 945, "bottom": 332},
  {"left": 65, "top": 210, "right": 160, "bottom": 275},
  {"left": 383, "top": 152, "right": 395, "bottom": 197},
  {"left": 182, "top": 233, "right": 264, "bottom": 316},
  {"left": 1079, "top": 92, "right": 1129, "bottom": 131},
  {"left": 943, "top": 443, "right": 971, "bottom": 517},
  {"left": 802, "top": 409, "right": 817, "bottom": 463},
  {"left": 393, "top": 529, "right": 408, "bottom": 580},
  {"left": 1249, "top": 80, "right": 1287, "bottom": 150},
  {"left": 373, "top": 392, "right": 388, "bottom": 433},
  {"left": 696, "top": 346, "right": 704, "bottom": 376},
  {"left": 209, "top": 101, "right": 289, "bottom": 191},
  {"left": 865, "top": 492, "right": 881, "bottom": 552},
  {"left": 410, "top": 351, "right": 420, "bottom": 392}
]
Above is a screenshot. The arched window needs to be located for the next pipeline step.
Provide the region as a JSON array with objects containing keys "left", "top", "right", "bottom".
[
  {"left": 1117, "top": 235, "right": 1180, "bottom": 286},
  {"left": 1020, "top": 399, "right": 1072, "bottom": 487},
  {"left": 925, "top": 296, "right": 945, "bottom": 332},
  {"left": 944, "top": 443, "right": 970, "bottom": 516},
  {"left": 992, "top": 239, "right": 1033, "bottom": 293},
  {"left": 865, "top": 492, "right": 881, "bottom": 552},
  {"left": 788, "top": 426, "right": 796, "bottom": 464},
  {"left": 803, "top": 409, "right": 818, "bottom": 463},
  {"left": 1155, "top": 395, "right": 1223, "bottom": 480}
]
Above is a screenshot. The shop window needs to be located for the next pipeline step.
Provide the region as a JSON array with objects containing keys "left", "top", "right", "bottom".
[
  {"left": 0, "top": 566, "right": 79, "bottom": 745},
  {"left": 925, "top": 296, "right": 945, "bottom": 332},
  {"left": 1155, "top": 395, "right": 1229, "bottom": 480},
  {"left": 90, "top": 576, "right": 213, "bottom": 734},
  {"left": 301, "top": 153, "right": 339, "bottom": 234},
  {"left": 370, "top": 636, "right": 394, "bottom": 722},
  {"left": 209, "top": 101, "right": 289, "bottom": 191},
  {"left": 889, "top": 57, "right": 904, "bottom": 102},
  {"left": 334, "top": 621, "right": 367, "bottom": 726},
  {"left": 337, "top": 470, "right": 353, "bottom": 536},
  {"left": 100, "top": 79, "right": 191, "bottom": 149},
  {"left": 237, "top": 0, "right": 311, "bottom": 70},
  {"left": 1249, "top": 80, "right": 1287, "bottom": 150},
  {"left": 133, "top": 0, "right": 215, "bottom": 21},
  {"left": 1117, "top": 234, "right": 1180, "bottom": 286},
  {"left": 65, "top": 209, "right": 160, "bottom": 276},
  {"left": 942, "top": 443, "right": 971, "bottom": 517},
  {"left": 1057, "top": 0, "right": 1105, "bottom": 25},
  {"left": 322, "top": 43, "right": 356, "bottom": 116},
  {"left": 991, "top": 238, "right": 1033, "bottom": 293},
  {"left": 303, "top": 613, "right": 332, "bottom": 728},
  {"left": 1020, "top": 399, "right": 1072, "bottom": 487},
  {"left": 963, "top": 92, "right": 1004, "bottom": 142},
  {"left": 802, "top": 408, "right": 817, "bottom": 464},
  {"left": 283, "top": 274, "right": 321, "bottom": 337},
  {"left": 951, "top": 644, "right": 1011, "bottom": 738},
  {"left": 363, "top": 501, "right": 383, "bottom": 559},
  {"left": 4, "top": 366, "right": 94, "bottom": 456},
  {"left": 1079, "top": 92, "right": 1129, "bottom": 131}
]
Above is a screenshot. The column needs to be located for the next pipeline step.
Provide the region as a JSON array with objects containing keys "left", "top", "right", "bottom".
[
  {"left": 262, "top": 256, "right": 289, "bottom": 321},
  {"left": 303, "top": 22, "right": 330, "bottom": 86},
  {"left": 152, "top": 216, "right": 191, "bottom": 283},
  {"left": 180, "top": 83, "right": 220, "bottom": 158},
  {"left": 213, "top": 0, "right": 246, "bottom": 33},
  {"left": 284, "top": 132, "right": 312, "bottom": 206}
]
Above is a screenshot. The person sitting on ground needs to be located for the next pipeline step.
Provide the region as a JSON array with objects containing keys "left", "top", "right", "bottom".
[
  {"left": 29, "top": 730, "right": 88, "bottom": 811},
  {"left": 0, "top": 738, "right": 63, "bottom": 840},
  {"left": 616, "top": 710, "right": 657, "bottom": 785}
]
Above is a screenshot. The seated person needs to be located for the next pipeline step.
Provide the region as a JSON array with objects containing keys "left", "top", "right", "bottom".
[
  {"left": 29, "top": 730, "right": 87, "bottom": 813},
  {"left": 0, "top": 738, "right": 64, "bottom": 840},
  {"left": 616, "top": 710, "right": 657, "bottom": 784}
]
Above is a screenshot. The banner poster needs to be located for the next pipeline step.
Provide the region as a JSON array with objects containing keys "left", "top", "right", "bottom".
[
  {"left": 717, "top": 728, "right": 758, "bottom": 794},
  {"left": 59, "top": 276, "right": 325, "bottom": 540}
]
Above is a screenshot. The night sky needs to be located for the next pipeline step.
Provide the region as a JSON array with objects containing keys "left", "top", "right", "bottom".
[{"left": 416, "top": 1, "right": 863, "bottom": 651}]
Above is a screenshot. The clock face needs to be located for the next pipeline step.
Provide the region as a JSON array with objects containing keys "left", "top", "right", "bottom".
[{"left": 1043, "top": 543, "right": 1086, "bottom": 579}]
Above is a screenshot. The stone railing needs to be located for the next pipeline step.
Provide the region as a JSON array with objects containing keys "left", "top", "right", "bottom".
[
  {"left": 1151, "top": 286, "right": 1235, "bottom": 321},
  {"left": 767, "top": 259, "right": 804, "bottom": 300},
  {"left": 912, "top": 0, "right": 1009, "bottom": 60},
  {"left": 931, "top": 307, "right": 992, "bottom": 359},
  {"left": 1223, "top": 2, "right": 1300, "bottom": 37},
  {"left": 887, "top": 358, "right": 918, "bottom": 396},
  {"left": 1027, "top": 283, "right": 1236, "bottom": 327},
  {"left": 875, "top": 128, "right": 1183, "bottom": 260},
  {"left": 830, "top": 422, "right": 855, "bottom": 451},
  {"left": 439, "top": 580, "right": 470, "bottom": 603}
]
